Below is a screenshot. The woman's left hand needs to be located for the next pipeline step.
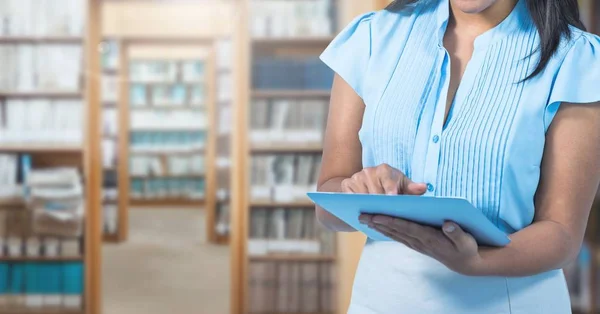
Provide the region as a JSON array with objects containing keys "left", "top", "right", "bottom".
[{"left": 359, "top": 214, "right": 483, "bottom": 276}]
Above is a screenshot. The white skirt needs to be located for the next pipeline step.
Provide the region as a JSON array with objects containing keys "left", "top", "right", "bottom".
[{"left": 348, "top": 240, "right": 572, "bottom": 314}]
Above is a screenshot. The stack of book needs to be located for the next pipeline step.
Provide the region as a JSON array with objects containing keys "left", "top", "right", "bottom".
[
  {"left": 253, "top": 57, "right": 333, "bottom": 90},
  {"left": 130, "top": 178, "right": 205, "bottom": 200},
  {"left": 28, "top": 168, "right": 85, "bottom": 238},
  {"left": 249, "top": 207, "right": 335, "bottom": 256},
  {"left": 0, "top": 153, "right": 84, "bottom": 311},
  {"left": 248, "top": 261, "right": 336, "bottom": 313},
  {"left": 129, "top": 155, "right": 205, "bottom": 177},
  {"left": 250, "top": 0, "right": 335, "bottom": 38},
  {"left": 250, "top": 154, "right": 322, "bottom": 203},
  {"left": 250, "top": 98, "right": 328, "bottom": 146},
  {"left": 130, "top": 131, "right": 206, "bottom": 153}
]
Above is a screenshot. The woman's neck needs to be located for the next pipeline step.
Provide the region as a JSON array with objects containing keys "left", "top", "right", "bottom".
[{"left": 449, "top": 0, "right": 518, "bottom": 37}]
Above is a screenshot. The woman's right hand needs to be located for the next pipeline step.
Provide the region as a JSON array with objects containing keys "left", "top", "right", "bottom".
[{"left": 341, "top": 163, "right": 427, "bottom": 195}]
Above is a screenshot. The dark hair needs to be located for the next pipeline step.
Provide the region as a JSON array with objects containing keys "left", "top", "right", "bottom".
[{"left": 386, "top": 0, "right": 587, "bottom": 79}]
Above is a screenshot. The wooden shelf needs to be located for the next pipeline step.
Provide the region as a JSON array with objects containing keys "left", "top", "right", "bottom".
[
  {"left": 252, "top": 36, "right": 334, "bottom": 47},
  {"left": 130, "top": 127, "right": 206, "bottom": 132},
  {"left": 0, "top": 256, "right": 83, "bottom": 262},
  {"left": 250, "top": 200, "right": 314, "bottom": 208},
  {"left": 0, "top": 91, "right": 83, "bottom": 99},
  {"left": 249, "top": 254, "right": 336, "bottom": 262},
  {"left": 103, "top": 233, "right": 121, "bottom": 243},
  {"left": 250, "top": 144, "right": 322, "bottom": 154},
  {"left": 0, "top": 36, "right": 83, "bottom": 44},
  {"left": 130, "top": 198, "right": 204, "bottom": 208},
  {"left": 130, "top": 173, "right": 205, "bottom": 179},
  {"left": 0, "top": 310, "right": 84, "bottom": 314},
  {"left": 252, "top": 90, "right": 330, "bottom": 98},
  {"left": 130, "top": 149, "right": 205, "bottom": 155},
  {"left": 131, "top": 105, "right": 205, "bottom": 110},
  {"left": 0, "top": 144, "right": 83, "bottom": 154},
  {"left": 0, "top": 197, "right": 26, "bottom": 208},
  {"left": 129, "top": 80, "right": 205, "bottom": 85}
]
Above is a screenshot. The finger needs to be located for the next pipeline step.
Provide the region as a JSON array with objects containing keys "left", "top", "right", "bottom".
[
  {"left": 347, "top": 175, "right": 369, "bottom": 194},
  {"left": 380, "top": 178, "right": 399, "bottom": 195},
  {"left": 398, "top": 176, "right": 427, "bottom": 195},
  {"left": 442, "top": 221, "right": 471, "bottom": 251},
  {"left": 365, "top": 173, "right": 386, "bottom": 195},
  {"left": 358, "top": 214, "right": 374, "bottom": 225}
]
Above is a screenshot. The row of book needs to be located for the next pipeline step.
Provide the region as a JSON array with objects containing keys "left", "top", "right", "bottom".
[
  {"left": 0, "top": 45, "right": 82, "bottom": 92},
  {"left": 130, "top": 110, "right": 207, "bottom": 131},
  {"left": 248, "top": 261, "right": 336, "bottom": 313},
  {"left": 250, "top": 98, "right": 327, "bottom": 145},
  {"left": 0, "top": 0, "right": 85, "bottom": 36},
  {"left": 130, "top": 131, "right": 206, "bottom": 153},
  {"left": 129, "top": 60, "right": 205, "bottom": 84},
  {"left": 0, "top": 262, "right": 84, "bottom": 310},
  {"left": 129, "top": 155, "right": 205, "bottom": 177},
  {"left": 0, "top": 43, "right": 81, "bottom": 92},
  {"left": 249, "top": 208, "right": 335, "bottom": 256},
  {"left": 130, "top": 178, "right": 205, "bottom": 200},
  {"left": 250, "top": 154, "right": 321, "bottom": 202},
  {"left": 0, "top": 100, "right": 83, "bottom": 145},
  {"left": 253, "top": 57, "right": 334, "bottom": 90},
  {"left": 250, "top": 0, "right": 335, "bottom": 38},
  {"left": 130, "top": 84, "right": 205, "bottom": 107}
]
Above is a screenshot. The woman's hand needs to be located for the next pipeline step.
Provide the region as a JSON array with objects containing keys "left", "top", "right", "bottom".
[
  {"left": 360, "top": 214, "right": 483, "bottom": 275},
  {"left": 341, "top": 163, "right": 427, "bottom": 195}
]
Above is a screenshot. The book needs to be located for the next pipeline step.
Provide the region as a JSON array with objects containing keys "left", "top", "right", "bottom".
[{"left": 62, "top": 262, "right": 83, "bottom": 309}]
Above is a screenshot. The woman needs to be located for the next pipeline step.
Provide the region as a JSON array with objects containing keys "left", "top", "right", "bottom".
[{"left": 317, "top": 0, "right": 600, "bottom": 313}]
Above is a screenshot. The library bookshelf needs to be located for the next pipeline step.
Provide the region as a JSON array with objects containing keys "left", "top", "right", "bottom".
[
  {"left": 0, "top": 0, "right": 102, "bottom": 313},
  {"left": 100, "top": 37, "right": 128, "bottom": 243},
  {"left": 230, "top": 0, "right": 339, "bottom": 313},
  {"left": 120, "top": 39, "right": 219, "bottom": 243}
]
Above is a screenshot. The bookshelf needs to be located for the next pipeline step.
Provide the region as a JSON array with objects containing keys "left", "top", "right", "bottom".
[
  {"left": 123, "top": 43, "right": 217, "bottom": 229},
  {"left": 0, "top": 0, "right": 102, "bottom": 313},
  {"left": 100, "top": 38, "right": 128, "bottom": 243},
  {"left": 231, "top": 0, "right": 338, "bottom": 313},
  {"left": 210, "top": 38, "right": 235, "bottom": 245}
]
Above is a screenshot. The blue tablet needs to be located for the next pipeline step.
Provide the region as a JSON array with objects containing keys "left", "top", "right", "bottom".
[{"left": 307, "top": 192, "right": 511, "bottom": 247}]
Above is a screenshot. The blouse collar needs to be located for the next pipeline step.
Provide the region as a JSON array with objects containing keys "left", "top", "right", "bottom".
[{"left": 435, "top": 0, "right": 531, "bottom": 51}]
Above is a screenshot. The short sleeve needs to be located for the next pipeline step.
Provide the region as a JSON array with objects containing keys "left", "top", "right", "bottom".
[
  {"left": 545, "top": 33, "right": 600, "bottom": 129},
  {"left": 320, "top": 12, "right": 376, "bottom": 99}
]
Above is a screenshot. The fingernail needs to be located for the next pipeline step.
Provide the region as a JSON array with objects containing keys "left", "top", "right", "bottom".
[{"left": 443, "top": 224, "right": 455, "bottom": 233}]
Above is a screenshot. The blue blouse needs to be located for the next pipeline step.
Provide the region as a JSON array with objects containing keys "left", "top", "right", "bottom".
[{"left": 321, "top": 0, "right": 600, "bottom": 313}]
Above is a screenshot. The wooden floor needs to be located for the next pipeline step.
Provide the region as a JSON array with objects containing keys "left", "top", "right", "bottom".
[{"left": 102, "top": 208, "right": 230, "bottom": 314}]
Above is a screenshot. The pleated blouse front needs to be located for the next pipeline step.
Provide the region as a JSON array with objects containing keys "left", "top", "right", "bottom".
[{"left": 320, "top": 0, "right": 600, "bottom": 312}]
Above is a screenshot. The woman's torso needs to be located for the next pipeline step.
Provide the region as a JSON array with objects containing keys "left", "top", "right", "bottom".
[{"left": 319, "top": 0, "right": 600, "bottom": 313}]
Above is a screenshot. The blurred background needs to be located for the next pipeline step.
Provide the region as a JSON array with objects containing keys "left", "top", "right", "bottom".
[{"left": 0, "top": 0, "right": 597, "bottom": 314}]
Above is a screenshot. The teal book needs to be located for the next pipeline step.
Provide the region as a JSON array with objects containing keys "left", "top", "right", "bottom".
[
  {"left": 43, "top": 263, "right": 62, "bottom": 306},
  {"left": 24, "top": 262, "right": 42, "bottom": 307},
  {"left": 9, "top": 263, "right": 25, "bottom": 308},
  {"left": 62, "top": 262, "right": 83, "bottom": 309},
  {"left": 0, "top": 263, "right": 9, "bottom": 307}
]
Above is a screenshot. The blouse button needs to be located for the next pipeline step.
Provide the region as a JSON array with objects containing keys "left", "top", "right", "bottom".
[
  {"left": 427, "top": 183, "right": 435, "bottom": 192},
  {"left": 432, "top": 135, "right": 440, "bottom": 143}
]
